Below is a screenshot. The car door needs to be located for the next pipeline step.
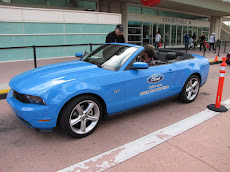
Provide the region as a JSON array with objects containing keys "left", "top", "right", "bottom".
[{"left": 124, "top": 63, "right": 177, "bottom": 110}]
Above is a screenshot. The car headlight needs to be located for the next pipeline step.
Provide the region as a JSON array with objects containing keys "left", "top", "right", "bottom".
[{"left": 26, "top": 95, "right": 46, "bottom": 105}]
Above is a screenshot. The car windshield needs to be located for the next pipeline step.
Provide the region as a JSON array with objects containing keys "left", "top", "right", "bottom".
[{"left": 81, "top": 44, "right": 138, "bottom": 71}]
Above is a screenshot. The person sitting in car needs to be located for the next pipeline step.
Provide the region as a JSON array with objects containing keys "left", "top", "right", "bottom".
[{"left": 137, "top": 44, "right": 158, "bottom": 66}]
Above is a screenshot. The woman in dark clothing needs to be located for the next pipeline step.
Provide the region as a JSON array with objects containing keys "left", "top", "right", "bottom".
[
  {"left": 192, "top": 33, "right": 197, "bottom": 50},
  {"left": 199, "top": 34, "right": 206, "bottom": 51}
]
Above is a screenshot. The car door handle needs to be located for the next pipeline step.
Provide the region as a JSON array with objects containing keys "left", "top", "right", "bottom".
[{"left": 168, "top": 69, "right": 173, "bottom": 73}]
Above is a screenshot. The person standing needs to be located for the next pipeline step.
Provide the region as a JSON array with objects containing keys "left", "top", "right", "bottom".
[
  {"left": 199, "top": 34, "right": 206, "bottom": 51},
  {"left": 189, "top": 36, "right": 194, "bottom": 49},
  {"left": 192, "top": 33, "right": 197, "bottom": 50},
  {"left": 106, "top": 24, "right": 125, "bottom": 43},
  {"left": 209, "top": 32, "right": 216, "bottom": 52},
  {"left": 184, "top": 34, "right": 189, "bottom": 50},
  {"left": 154, "top": 32, "right": 161, "bottom": 49}
]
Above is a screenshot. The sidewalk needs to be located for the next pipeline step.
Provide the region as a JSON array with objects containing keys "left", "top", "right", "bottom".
[
  {"left": 0, "top": 48, "right": 229, "bottom": 97},
  {"left": 58, "top": 99, "right": 230, "bottom": 172},
  {"left": 106, "top": 104, "right": 230, "bottom": 172},
  {"left": 0, "top": 48, "right": 230, "bottom": 172}
]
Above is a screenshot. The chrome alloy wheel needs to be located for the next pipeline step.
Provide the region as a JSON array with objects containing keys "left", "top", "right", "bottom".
[
  {"left": 185, "top": 78, "right": 199, "bottom": 101},
  {"left": 69, "top": 100, "right": 100, "bottom": 134}
]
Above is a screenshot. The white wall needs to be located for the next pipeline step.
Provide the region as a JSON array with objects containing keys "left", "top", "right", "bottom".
[{"left": 0, "top": 5, "right": 121, "bottom": 24}]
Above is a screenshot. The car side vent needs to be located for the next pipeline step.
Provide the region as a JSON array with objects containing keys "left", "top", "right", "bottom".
[{"left": 13, "top": 90, "right": 30, "bottom": 103}]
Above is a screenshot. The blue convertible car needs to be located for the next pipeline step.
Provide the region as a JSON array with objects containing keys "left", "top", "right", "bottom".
[{"left": 7, "top": 43, "right": 209, "bottom": 138}]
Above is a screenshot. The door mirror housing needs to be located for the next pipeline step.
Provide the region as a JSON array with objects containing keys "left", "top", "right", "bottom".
[
  {"left": 132, "top": 62, "right": 149, "bottom": 69},
  {"left": 75, "top": 52, "right": 83, "bottom": 58}
]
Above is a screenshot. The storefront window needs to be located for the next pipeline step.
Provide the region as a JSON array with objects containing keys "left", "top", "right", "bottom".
[
  {"left": 128, "top": 6, "right": 142, "bottom": 13},
  {"left": 158, "top": 24, "right": 164, "bottom": 42},
  {"left": 11, "top": 0, "right": 46, "bottom": 5},
  {"left": 202, "top": 27, "right": 209, "bottom": 38},
  {"left": 193, "top": 27, "right": 197, "bottom": 38},
  {"left": 202, "top": 27, "right": 209, "bottom": 31},
  {"left": 171, "top": 25, "right": 176, "bottom": 45},
  {"left": 143, "top": 22, "right": 152, "bottom": 45},
  {"left": 198, "top": 27, "right": 202, "bottom": 38},
  {"left": 1, "top": 0, "right": 97, "bottom": 10},
  {"left": 128, "top": 21, "right": 142, "bottom": 27},
  {"left": 128, "top": 35, "right": 141, "bottom": 41},
  {"left": 77, "top": 1, "right": 97, "bottom": 10},
  {"left": 152, "top": 24, "right": 157, "bottom": 43},
  {"left": 188, "top": 26, "right": 193, "bottom": 37},
  {"left": 142, "top": 8, "right": 157, "bottom": 15},
  {"left": 128, "top": 6, "right": 210, "bottom": 22},
  {"left": 165, "top": 25, "right": 170, "bottom": 44},
  {"left": 177, "top": 26, "right": 182, "bottom": 44},
  {"left": 128, "top": 21, "right": 142, "bottom": 44}
]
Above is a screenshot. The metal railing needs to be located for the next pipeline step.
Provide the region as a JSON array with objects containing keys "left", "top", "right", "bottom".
[
  {"left": 0, "top": 43, "right": 103, "bottom": 68},
  {"left": 0, "top": 41, "right": 229, "bottom": 69},
  {"left": 162, "top": 41, "right": 230, "bottom": 57}
]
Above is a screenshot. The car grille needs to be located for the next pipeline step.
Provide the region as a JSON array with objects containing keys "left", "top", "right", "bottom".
[{"left": 13, "top": 90, "right": 30, "bottom": 103}]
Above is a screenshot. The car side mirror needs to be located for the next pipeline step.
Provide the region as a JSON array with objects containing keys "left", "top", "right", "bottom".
[
  {"left": 132, "top": 62, "right": 149, "bottom": 69},
  {"left": 75, "top": 52, "right": 83, "bottom": 58}
]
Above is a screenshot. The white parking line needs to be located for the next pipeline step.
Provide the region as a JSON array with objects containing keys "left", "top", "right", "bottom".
[{"left": 57, "top": 99, "right": 230, "bottom": 172}]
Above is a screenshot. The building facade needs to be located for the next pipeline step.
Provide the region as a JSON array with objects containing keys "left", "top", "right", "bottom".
[{"left": 0, "top": 0, "right": 229, "bottom": 62}]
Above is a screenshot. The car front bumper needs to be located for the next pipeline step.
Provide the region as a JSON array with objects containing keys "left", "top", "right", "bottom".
[{"left": 7, "top": 89, "right": 57, "bottom": 130}]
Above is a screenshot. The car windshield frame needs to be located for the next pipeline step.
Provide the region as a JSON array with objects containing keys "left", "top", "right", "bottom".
[{"left": 81, "top": 44, "right": 139, "bottom": 71}]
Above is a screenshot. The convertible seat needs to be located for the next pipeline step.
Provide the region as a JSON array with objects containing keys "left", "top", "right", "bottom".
[
  {"left": 158, "top": 52, "right": 167, "bottom": 62},
  {"left": 166, "top": 52, "right": 177, "bottom": 60}
]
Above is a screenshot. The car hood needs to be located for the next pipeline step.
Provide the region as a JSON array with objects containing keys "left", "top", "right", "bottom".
[{"left": 9, "top": 60, "right": 109, "bottom": 95}]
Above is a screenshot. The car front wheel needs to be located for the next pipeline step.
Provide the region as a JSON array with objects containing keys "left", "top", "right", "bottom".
[
  {"left": 59, "top": 95, "right": 103, "bottom": 138},
  {"left": 180, "top": 75, "right": 200, "bottom": 103}
]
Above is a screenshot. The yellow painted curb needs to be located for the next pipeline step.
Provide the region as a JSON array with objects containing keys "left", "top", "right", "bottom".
[
  {"left": 0, "top": 89, "right": 10, "bottom": 94},
  {"left": 209, "top": 60, "right": 223, "bottom": 62}
]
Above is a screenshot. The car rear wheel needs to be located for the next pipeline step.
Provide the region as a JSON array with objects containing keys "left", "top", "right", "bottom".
[
  {"left": 180, "top": 75, "right": 200, "bottom": 103},
  {"left": 59, "top": 95, "right": 103, "bottom": 138}
]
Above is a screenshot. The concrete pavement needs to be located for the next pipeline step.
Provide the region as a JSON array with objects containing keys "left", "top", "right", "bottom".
[
  {"left": 58, "top": 98, "right": 230, "bottom": 172},
  {"left": 0, "top": 47, "right": 230, "bottom": 171},
  {"left": 0, "top": 48, "right": 230, "bottom": 172},
  {"left": 106, "top": 108, "right": 230, "bottom": 172}
]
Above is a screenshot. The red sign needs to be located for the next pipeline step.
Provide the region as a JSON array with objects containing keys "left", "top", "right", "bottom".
[{"left": 141, "top": 0, "right": 161, "bottom": 6}]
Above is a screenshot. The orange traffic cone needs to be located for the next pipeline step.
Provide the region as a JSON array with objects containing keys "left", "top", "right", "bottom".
[{"left": 215, "top": 56, "right": 218, "bottom": 61}]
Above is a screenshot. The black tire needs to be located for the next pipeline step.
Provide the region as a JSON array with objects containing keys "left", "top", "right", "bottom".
[
  {"left": 59, "top": 95, "right": 103, "bottom": 138},
  {"left": 180, "top": 74, "right": 200, "bottom": 103}
]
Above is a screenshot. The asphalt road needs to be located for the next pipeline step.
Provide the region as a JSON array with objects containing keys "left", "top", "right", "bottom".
[{"left": 0, "top": 64, "right": 230, "bottom": 172}]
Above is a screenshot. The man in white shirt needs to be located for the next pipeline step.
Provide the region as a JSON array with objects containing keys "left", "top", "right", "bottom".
[
  {"left": 155, "top": 32, "right": 161, "bottom": 49},
  {"left": 209, "top": 32, "right": 216, "bottom": 52}
]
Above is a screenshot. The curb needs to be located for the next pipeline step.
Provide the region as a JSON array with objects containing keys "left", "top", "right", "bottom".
[
  {"left": 209, "top": 60, "right": 223, "bottom": 65},
  {"left": 0, "top": 89, "right": 9, "bottom": 99}
]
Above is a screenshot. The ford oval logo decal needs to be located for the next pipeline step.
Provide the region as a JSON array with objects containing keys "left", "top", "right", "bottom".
[{"left": 147, "top": 74, "right": 164, "bottom": 84}]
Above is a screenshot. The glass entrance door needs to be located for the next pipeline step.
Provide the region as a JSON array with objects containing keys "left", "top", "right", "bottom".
[
  {"left": 183, "top": 26, "right": 188, "bottom": 43},
  {"left": 177, "top": 26, "right": 182, "bottom": 45},
  {"left": 165, "top": 24, "right": 170, "bottom": 44},
  {"left": 143, "top": 22, "right": 152, "bottom": 46},
  {"left": 152, "top": 24, "right": 157, "bottom": 44},
  {"left": 188, "top": 26, "right": 193, "bottom": 37},
  {"left": 158, "top": 24, "right": 164, "bottom": 43},
  {"left": 171, "top": 25, "right": 176, "bottom": 45}
]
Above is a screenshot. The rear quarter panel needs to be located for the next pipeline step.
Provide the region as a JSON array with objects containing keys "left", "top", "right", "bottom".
[{"left": 173, "top": 54, "right": 209, "bottom": 94}]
